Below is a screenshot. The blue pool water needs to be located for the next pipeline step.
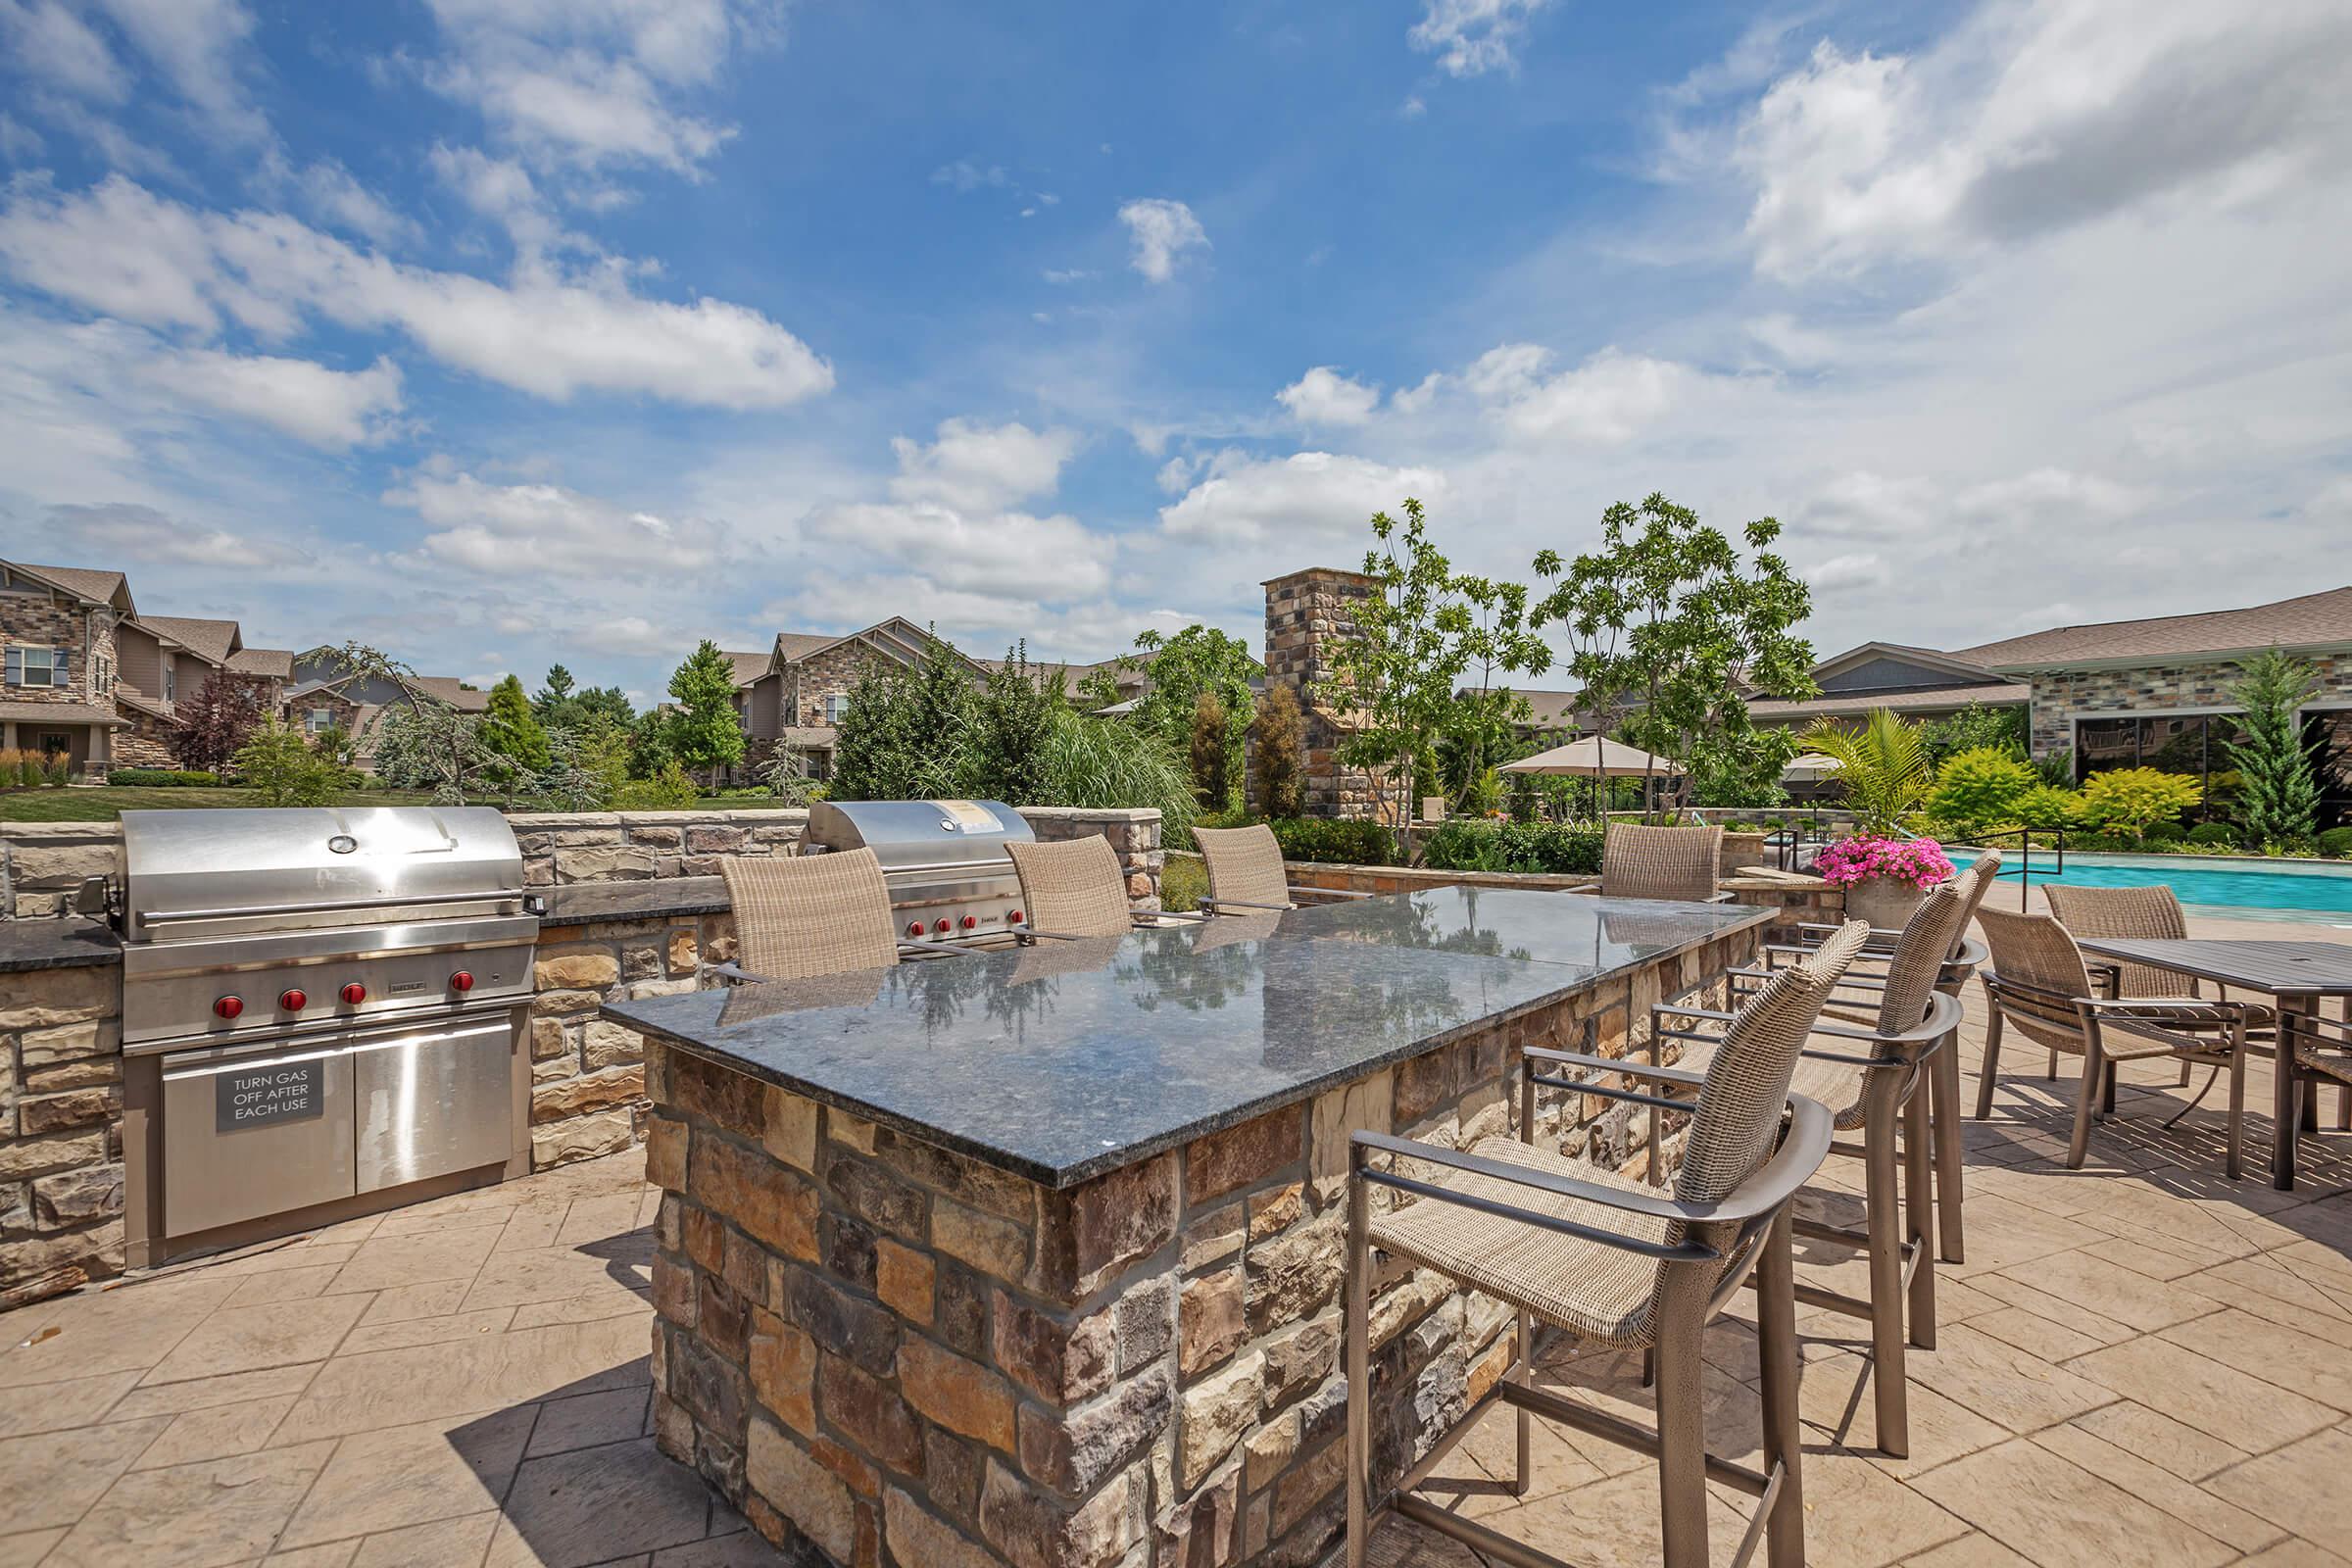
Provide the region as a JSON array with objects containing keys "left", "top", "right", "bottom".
[{"left": 1947, "top": 849, "right": 2352, "bottom": 923}]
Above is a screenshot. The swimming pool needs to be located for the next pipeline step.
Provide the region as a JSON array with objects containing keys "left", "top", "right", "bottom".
[{"left": 1940, "top": 848, "right": 2352, "bottom": 924}]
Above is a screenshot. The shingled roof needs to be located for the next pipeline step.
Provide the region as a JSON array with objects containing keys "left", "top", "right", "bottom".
[
  {"left": 137, "top": 615, "right": 241, "bottom": 666},
  {"left": 1955, "top": 585, "right": 2352, "bottom": 669},
  {"left": 16, "top": 564, "right": 129, "bottom": 608}
]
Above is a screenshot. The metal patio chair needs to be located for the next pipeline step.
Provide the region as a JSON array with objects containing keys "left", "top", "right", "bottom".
[
  {"left": 1192, "top": 822, "right": 1371, "bottom": 912},
  {"left": 1344, "top": 920, "right": 1872, "bottom": 1568},
  {"left": 1685, "top": 881, "right": 1974, "bottom": 1456},
  {"left": 1582, "top": 822, "right": 1730, "bottom": 903},
  {"left": 1972, "top": 906, "right": 2253, "bottom": 1177},
  {"left": 1004, "top": 836, "right": 1206, "bottom": 941},
  {"left": 2042, "top": 882, "right": 2277, "bottom": 1094},
  {"left": 715, "top": 848, "right": 964, "bottom": 983}
]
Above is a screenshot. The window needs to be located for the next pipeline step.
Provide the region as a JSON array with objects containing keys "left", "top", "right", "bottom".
[
  {"left": 2074, "top": 711, "right": 2250, "bottom": 819},
  {"left": 306, "top": 708, "right": 335, "bottom": 735},
  {"left": 824, "top": 693, "right": 850, "bottom": 724},
  {"left": 163, "top": 658, "right": 175, "bottom": 704},
  {"left": 36, "top": 733, "right": 71, "bottom": 759},
  {"left": 4, "top": 647, "right": 65, "bottom": 688}
]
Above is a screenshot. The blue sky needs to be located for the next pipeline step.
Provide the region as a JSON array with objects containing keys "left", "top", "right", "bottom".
[{"left": 2, "top": 0, "right": 2347, "bottom": 706}]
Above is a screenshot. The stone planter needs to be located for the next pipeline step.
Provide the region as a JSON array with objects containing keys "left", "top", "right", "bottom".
[
  {"left": 1841, "top": 875, "right": 1927, "bottom": 932},
  {"left": 1719, "top": 831, "right": 1769, "bottom": 874}
]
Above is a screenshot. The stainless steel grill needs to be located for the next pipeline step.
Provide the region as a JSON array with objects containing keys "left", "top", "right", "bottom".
[
  {"left": 804, "top": 799, "right": 1035, "bottom": 943},
  {"left": 116, "top": 807, "right": 539, "bottom": 1248}
]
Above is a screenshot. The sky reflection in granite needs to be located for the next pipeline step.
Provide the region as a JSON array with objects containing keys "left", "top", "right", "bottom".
[{"left": 607, "top": 892, "right": 1764, "bottom": 1186}]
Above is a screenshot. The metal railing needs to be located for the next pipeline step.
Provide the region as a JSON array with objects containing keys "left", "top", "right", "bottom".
[{"left": 1949, "top": 826, "right": 2068, "bottom": 910}]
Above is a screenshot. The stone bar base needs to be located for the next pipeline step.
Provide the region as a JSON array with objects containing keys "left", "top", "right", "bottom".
[{"left": 645, "top": 923, "right": 1759, "bottom": 1567}]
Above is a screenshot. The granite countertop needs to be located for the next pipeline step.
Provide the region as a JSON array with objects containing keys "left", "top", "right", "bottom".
[
  {"left": 605, "top": 889, "right": 1766, "bottom": 1188},
  {"left": 542, "top": 876, "right": 730, "bottom": 925},
  {"left": 0, "top": 915, "right": 122, "bottom": 972}
]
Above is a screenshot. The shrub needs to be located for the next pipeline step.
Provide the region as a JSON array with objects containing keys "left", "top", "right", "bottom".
[
  {"left": 2143, "top": 820, "right": 2185, "bottom": 845},
  {"left": 2185, "top": 822, "right": 2240, "bottom": 848},
  {"left": 1035, "top": 711, "right": 1199, "bottom": 847},
  {"left": 107, "top": 768, "right": 221, "bottom": 787},
  {"left": 2080, "top": 767, "right": 2201, "bottom": 840},
  {"left": 1250, "top": 686, "right": 1306, "bottom": 818},
  {"left": 1418, "top": 819, "right": 1604, "bottom": 875},
  {"left": 612, "top": 761, "right": 700, "bottom": 810},
  {"left": 1267, "top": 816, "right": 1398, "bottom": 866},
  {"left": 2318, "top": 826, "right": 2352, "bottom": 859},
  {"left": 2009, "top": 785, "right": 2084, "bottom": 832},
  {"left": 1189, "top": 692, "right": 1229, "bottom": 811},
  {"left": 0, "top": 748, "right": 58, "bottom": 787},
  {"left": 1926, "top": 747, "right": 2037, "bottom": 836},
  {"left": 233, "top": 720, "right": 357, "bottom": 808}
]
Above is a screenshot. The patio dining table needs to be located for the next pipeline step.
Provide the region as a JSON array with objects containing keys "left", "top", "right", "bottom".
[{"left": 2072, "top": 936, "right": 2352, "bottom": 1190}]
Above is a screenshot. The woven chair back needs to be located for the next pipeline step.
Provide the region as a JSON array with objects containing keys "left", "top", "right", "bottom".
[
  {"left": 720, "top": 848, "right": 901, "bottom": 982},
  {"left": 1948, "top": 852, "right": 2002, "bottom": 947},
  {"left": 1195, "top": 824, "right": 1293, "bottom": 911},
  {"left": 1600, "top": 823, "right": 1723, "bottom": 902},
  {"left": 1875, "top": 882, "right": 1970, "bottom": 1038},
  {"left": 1006, "top": 837, "right": 1135, "bottom": 939},
  {"left": 2042, "top": 883, "right": 2195, "bottom": 998},
  {"left": 1976, "top": 905, "right": 2095, "bottom": 1051}
]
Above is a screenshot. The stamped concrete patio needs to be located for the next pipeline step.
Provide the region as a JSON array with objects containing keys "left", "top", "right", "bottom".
[{"left": 7, "top": 906, "right": 2352, "bottom": 1568}]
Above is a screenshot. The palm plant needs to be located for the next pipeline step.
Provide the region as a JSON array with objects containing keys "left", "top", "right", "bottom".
[{"left": 1799, "top": 709, "right": 1933, "bottom": 837}]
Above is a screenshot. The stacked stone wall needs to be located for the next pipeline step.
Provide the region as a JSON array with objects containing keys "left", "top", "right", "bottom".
[
  {"left": 2024, "top": 653, "right": 2352, "bottom": 760},
  {"left": 1256, "top": 569, "right": 1388, "bottom": 821},
  {"left": 0, "top": 961, "right": 123, "bottom": 1310}
]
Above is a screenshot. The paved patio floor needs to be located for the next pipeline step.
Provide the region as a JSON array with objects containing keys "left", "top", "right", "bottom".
[{"left": 7, "top": 907, "right": 2352, "bottom": 1567}]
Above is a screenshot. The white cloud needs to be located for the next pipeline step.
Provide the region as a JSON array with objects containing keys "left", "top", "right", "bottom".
[
  {"left": 1276, "top": 367, "right": 1380, "bottom": 427},
  {"left": 1463, "top": 344, "right": 1713, "bottom": 445},
  {"left": 1157, "top": 451, "right": 1446, "bottom": 544},
  {"left": 136, "top": 349, "right": 404, "bottom": 449},
  {"left": 86, "top": 0, "right": 265, "bottom": 139},
  {"left": 1736, "top": 2, "right": 2352, "bottom": 279},
  {"left": 1805, "top": 551, "right": 1891, "bottom": 595},
  {"left": 389, "top": 471, "right": 721, "bottom": 577},
  {"left": 932, "top": 160, "right": 1008, "bottom": 192},
  {"left": 47, "top": 501, "right": 308, "bottom": 567},
  {"left": 1, "top": 0, "right": 129, "bottom": 101},
  {"left": 1954, "top": 466, "right": 2142, "bottom": 522},
  {"left": 294, "top": 161, "right": 421, "bottom": 249},
  {"left": 1118, "top": 198, "right": 1207, "bottom": 283},
  {"left": 1408, "top": 0, "right": 1552, "bottom": 78},
  {"left": 418, "top": 0, "right": 776, "bottom": 177},
  {"left": 887, "top": 418, "right": 1078, "bottom": 513},
  {"left": 805, "top": 503, "right": 1113, "bottom": 600},
  {"left": 1042, "top": 269, "right": 1096, "bottom": 285},
  {"left": 0, "top": 176, "right": 834, "bottom": 409},
  {"left": 1791, "top": 470, "right": 1939, "bottom": 538}
]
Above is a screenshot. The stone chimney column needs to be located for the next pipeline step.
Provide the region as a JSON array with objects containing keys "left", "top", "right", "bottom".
[{"left": 1258, "top": 566, "right": 1386, "bottom": 819}]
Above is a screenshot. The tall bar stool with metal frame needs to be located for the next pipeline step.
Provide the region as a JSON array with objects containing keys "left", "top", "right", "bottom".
[
  {"left": 1004, "top": 836, "right": 1209, "bottom": 940},
  {"left": 1192, "top": 822, "right": 1373, "bottom": 912},
  {"left": 1662, "top": 880, "right": 1974, "bottom": 1458},
  {"left": 1344, "top": 921, "right": 1871, "bottom": 1568}
]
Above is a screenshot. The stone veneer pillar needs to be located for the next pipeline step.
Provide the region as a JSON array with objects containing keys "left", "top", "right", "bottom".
[{"left": 1257, "top": 568, "right": 1387, "bottom": 821}]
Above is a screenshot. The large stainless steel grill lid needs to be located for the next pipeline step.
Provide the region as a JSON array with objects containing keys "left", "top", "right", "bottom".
[{"left": 804, "top": 799, "right": 1034, "bottom": 941}]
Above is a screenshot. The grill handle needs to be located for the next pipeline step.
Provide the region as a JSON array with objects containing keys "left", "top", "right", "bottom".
[
  {"left": 136, "top": 888, "right": 533, "bottom": 927},
  {"left": 876, "top": 856, "right": 1016, "bottom": 878}
]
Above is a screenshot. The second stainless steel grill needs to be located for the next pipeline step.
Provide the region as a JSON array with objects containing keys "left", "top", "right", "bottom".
[{"left": 803, "top": 799, "right": 1035, "bottom": 942}]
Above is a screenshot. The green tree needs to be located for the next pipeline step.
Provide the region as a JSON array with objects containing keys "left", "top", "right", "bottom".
[
  {"left": 828, "top": 635, "right": 977, "bottom": 801},
  {"left": 1319, "top": 498, "right": 1474, "bottom": 851},
  {"left": 479, "top": 674, "right": 552, "bottom": 791},
  {"left": 1189, "top": 691, "right": 1229, "bottom": 810},
  {"left": 969, "top": 644, "right": 1056, "bottom": 804},
  {"left": 234, "top": 719, "right": 354, "bottom": 807},
  {"left": 1448, "top": 573, "right": 1550, "bottom": 799},
  {"left": 1250, "top": 684, "right": 1306, "bottom": 818},
  {"left": 2010, "top": 785, "right": 2083, "bottom": 832},
  {"left": 1798, "top": 710, "right": 1934, "bottom": 837},
  {"left": 375, "top": 701, "right": 499, "bottom": 803},
  {"left": 2081, "top": 767, "right": 2201, "bottom": 841},
  {"left": 2222, "top": 649, "right": 2323, "bottom": 849},
  {"left": 1918, "top": 703, "right": 2029, "bottom": 768},
  {"left": 172, "top": 671, "right": 264, "bottom": 774},
  {"left": 1533, "top": 493, "right": 1816, "bottom": 817},
  {"left": 532, "top": 663, "right": 577, "bottom": 725},
  {"left": 663, "top": 640, "right": 747, "bottom": 783},
  {"left": 1118, "top": 624, "right": 1260, "bottom": 799},
  {"left": 1927, "top": 746, "right": 2038, "bottom": 835}
]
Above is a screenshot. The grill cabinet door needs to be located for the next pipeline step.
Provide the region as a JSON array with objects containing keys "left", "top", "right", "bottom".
[
  {"left": 352, "top": 1016, "right": 514, "bottom": 1194},
  {"left": 162, "top": 1042, "right": 357, "bottom": 1237}
]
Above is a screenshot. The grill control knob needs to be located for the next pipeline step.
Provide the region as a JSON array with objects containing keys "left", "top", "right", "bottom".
[
  {"left": 1008, "top": 909, "right": 1025, "bottom": 924},
  {"left": 933, "top": 918, "right": 952, "bottom": 934},
  {"left": 449, "top": 971, "right": 474, "bottom": 993},
  {"left": 213, "top": 996, "right": 244, "bottom": 1020},
  {"left": 278, "top": 989, "right": 308, "bottom": 1011},
  {"left": 907, "top": 921, "right": 924, "bottom": 938},
  {"left": 961, "top": 915, "right": 978, "bottom": 930},
  {"left": 340, "top": 982, "right": 368, "bottom": 1005}
]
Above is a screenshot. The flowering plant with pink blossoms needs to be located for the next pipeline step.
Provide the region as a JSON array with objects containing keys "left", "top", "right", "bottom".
[{"left": 1813, "top": 835, "right": 1955, "bottom": 891}]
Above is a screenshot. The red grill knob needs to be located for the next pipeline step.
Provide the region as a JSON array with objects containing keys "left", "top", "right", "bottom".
[
  {"left": 961, "top": 915, "right": 978, "bottom": 930},
  {"left": 278, "top": 989, "right": 308, "bottom": 1012},
  {"left": 340, "top": 982, "right": 368, "bottom": 1005},
  {"left": 907, "top": 921, "right": 924, "bottom": 938},
  {"left": 933, "top": 918, "right": 951, "bottom": 934},
  {"left": 1008, "top": 909, "right": 1024, "bottom": 924},
  {"left": 213, "top": 995, "right": 244, "bottom": 1020},
  {"left": 449, "top": 970, "right": 474, "bottom": 994}
]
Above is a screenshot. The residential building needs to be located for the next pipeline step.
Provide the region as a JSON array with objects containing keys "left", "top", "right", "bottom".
[
  {"left": 0, "top": 560, "right": 294, "bottom": 777},
  {"left": 283, "top": 649, "right": 491, "bottom": 770},
  {"left": 722, "top": 619, "right": 991, "bottom": 779}
]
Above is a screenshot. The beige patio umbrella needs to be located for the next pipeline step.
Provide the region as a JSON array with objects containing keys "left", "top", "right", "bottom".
[
  {"left": 1782, "top": 752, "right": 1842, "bottom": 781},
  {"left": 1501, "top": 735, "right": 1684, "bottom": 814}
]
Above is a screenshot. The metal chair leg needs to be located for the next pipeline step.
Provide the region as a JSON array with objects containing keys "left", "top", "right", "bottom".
[
  {"left": 1864, "top": 1106, "right": 1909, "bottom": 1458},
  {"left": 1654, "top": 1295, "right": 1711, "bottom": 1568},
  {"left": 1514, "top": 1308, "right": 1533, "bottom": 1496},
  {"left": 1931, "top": 1028, "right": 1966, "bottom": 1263},
  {"left": 1345, "top": 1159, "right": 1370, "bottom": 1568},
  {"left": 2066, "top": 1041, "right": 2105, "bottom": 1169},
  {"left": 1755, "top": 1205, "right": 1806, "bottom": 1568},
  {"left": 1904, "top": 1079, "right": 1936, "bottom": 1352},
  {"left": 1975, "top": 1007, "right": 2005, "bottom": 1120}
]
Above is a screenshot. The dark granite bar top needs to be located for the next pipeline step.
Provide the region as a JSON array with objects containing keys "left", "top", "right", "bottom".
[
  {"left": 0, "top": 915, "right": 122, "bottom": 972},
  {"left": 605, "top": 891, "right": 1765, "bottom": 1189},
  {"left": 542, "top": 876, "right": 730, "bottom": 926}
]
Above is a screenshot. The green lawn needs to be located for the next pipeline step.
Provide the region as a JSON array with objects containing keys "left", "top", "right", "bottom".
[{"left": 0, "top": 786, "right": 438, "bottom": 822}]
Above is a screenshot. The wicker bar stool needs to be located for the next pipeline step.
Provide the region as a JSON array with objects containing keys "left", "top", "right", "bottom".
[
  {"left": 1669, "top": 882, "right": 1973, "bottom": 1457},
  {"left": 1345, "top": 921, "right": 1871, "bottom": 1568},
  {"left": 714, "top": 848, "right": 965, "bottom": 983},
  {"left": 1973, "top": 906, "right": 2253, "bottom": 1176},
  {"left": 1004, "top": 836, "right": 1206, "bottom": 941},
  {"left": 1584, "top": 822, "right": 1730, "bottom": 903},
  {"left": 1192, "top": 822, "right": 1372, "bottom": 912}
]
